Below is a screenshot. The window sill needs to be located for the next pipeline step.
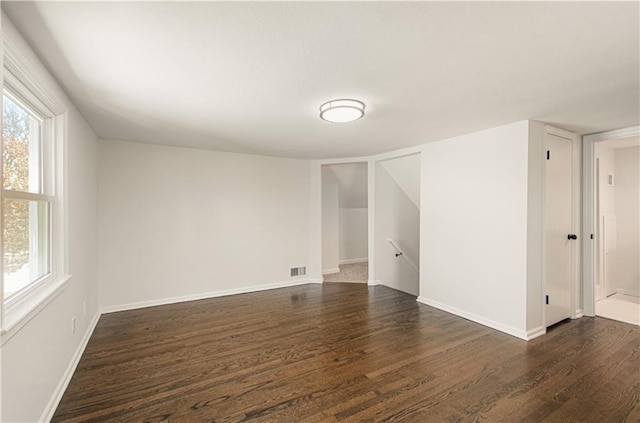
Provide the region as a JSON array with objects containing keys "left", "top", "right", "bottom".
[{"left": 1, "top": 274, "right": 72, "bottom": 345}]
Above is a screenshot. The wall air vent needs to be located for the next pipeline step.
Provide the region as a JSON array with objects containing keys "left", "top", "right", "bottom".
[{"left": 290, "top": 266, "right": 306, "bottom": 277}]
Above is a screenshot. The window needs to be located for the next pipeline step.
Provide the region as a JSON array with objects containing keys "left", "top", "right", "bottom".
[
  {"left": 2, "top": 89, "right": 54, "bottom": 305},
  {"left": 1, "top": 35, "right": 67, "bottom": 338}
]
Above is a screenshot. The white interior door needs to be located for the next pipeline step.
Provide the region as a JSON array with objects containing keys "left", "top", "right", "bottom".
[{"left": 545, "top": 133, "right": 574, "bottom": 327}]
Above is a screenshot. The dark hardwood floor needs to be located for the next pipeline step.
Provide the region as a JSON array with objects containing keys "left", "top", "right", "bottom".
[{"left": 53, "top": 284, "right": 640, "bottom": 422}]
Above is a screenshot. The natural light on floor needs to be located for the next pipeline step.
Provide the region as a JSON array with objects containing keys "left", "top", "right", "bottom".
[{"left": 596, "top": 293, "right": 640, "bottom": 326}]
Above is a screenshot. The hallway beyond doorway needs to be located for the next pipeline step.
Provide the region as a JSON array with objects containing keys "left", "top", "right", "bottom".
[
  {"left": 596, "top": 293, "right": 640, "bottom": 326},
  {"left": 323, "top": 262, "right": 368, "bottom": 283}
]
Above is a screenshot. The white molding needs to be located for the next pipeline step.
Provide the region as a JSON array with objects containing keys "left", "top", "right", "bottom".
[
  {"left": 315, "top": 139, "right": 423, "bottom": 165},
  {"left": 616, "top": 288, "right": 640, "bottom": 297},
  {"left": 526, "top": 326, "right": 546, "bottom": 340},
  {"left": 368, "top": 279, "right": 380, "bottom": 286},
  {"left": 2, "top": 30, "right": 66, "bottom": 115},
  {"left": 573, "top": 309, "right": 584, "bottom": 319},
  {"left": 416, "top": 296, "right": 529, "bottom": 341},
  {"left": 307, "top": 278, "right": 323, "bottom": 284},
  {"left": 101, "top": 279, "right": 317, "bottom": 314},
  {"left": 545, "top": 124, "right": 575, "bottom": 141},
  {"left": 316, "top": 157, "right": 370, "bottom": 166},
  {"left": 367, "top": 158, "right": 376, "bottom": 288},
  {"left": 39, "top": 310, "right": 101, "bottom": 423},
  {"left": 583, "top": 126, "right": 640, "bottom": 143},
  {"left": 582, "top": 134, "right": 596, "bottom": 317},
  {"left": 322, "top": 268, "right": 340, "bottom": 275},
  {"left": 372, "top": 144, "right": 424, "bottom": 163},
  {"left": 338, "top": 258, "right": 368, "bottom": 265},
  {"left": 1, "top": 275, "right": 72, "bottom": 345}
]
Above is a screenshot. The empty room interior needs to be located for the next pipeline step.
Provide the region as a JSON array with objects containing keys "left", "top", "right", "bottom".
[{"left": 1, "top": 2, "right": 639, "bottom": 422}]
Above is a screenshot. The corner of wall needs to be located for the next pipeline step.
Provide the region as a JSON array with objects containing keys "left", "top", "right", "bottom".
[
  {"left": 39, "top": 310, "right": 101, "bottom": 422},
  {"left": 526, "top": 120, "right": 545, "bottom": 332}
]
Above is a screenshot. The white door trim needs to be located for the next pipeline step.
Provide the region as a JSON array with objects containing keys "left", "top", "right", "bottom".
[{"left": 582, "top": 126, "right": 640, "bottom": 317}]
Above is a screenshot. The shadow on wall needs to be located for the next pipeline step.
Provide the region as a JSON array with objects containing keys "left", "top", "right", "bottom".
[{"left": 375, "top": 154, "right": 420, "bottom": 296}]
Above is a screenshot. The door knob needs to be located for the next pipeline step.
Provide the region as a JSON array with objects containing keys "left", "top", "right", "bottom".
[{"left": 567, "top": 234, "right": 578, "bottom": 240}]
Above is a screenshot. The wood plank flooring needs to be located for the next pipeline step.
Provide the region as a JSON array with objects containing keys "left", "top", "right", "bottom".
[{"left": 53, "top": 284, "right": 640, "bottom": 422}]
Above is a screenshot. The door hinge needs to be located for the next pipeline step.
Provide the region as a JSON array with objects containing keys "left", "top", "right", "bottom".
[
  {"left": 546, "top": 150, "right": 550, "bottom": 160},
  {"left": 545, "top": 295, "right": 549, "bottom": 305}
]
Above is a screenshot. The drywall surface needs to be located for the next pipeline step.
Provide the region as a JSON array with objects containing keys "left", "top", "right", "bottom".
[
  {"left": 322, "top": 177, "right": 339, "bottom": 273},
  {"left": 380, "top": 154, "right": 421, "bottom": 208},
  {"left": 338, "top": 208, "right": 368, "bottom": 262},
  {"left": 98, "top": 140, "right": 313, "bottom": 309},
  {"left": 375, "top": 162, "right": 419, "bottom": 295},
  {"left": 1, "top": 15, "right": 99, "bottom": 423},
  {"left": 420, "top": 121, "right": 530, "bottom": 338},
  {"left": 595, "top": 143, "right": 616, "bottom": 299},
  {"left": 525, "top": 121, "right": 545, "bottom": 335},
  {"left": 323, "top": 163, "right": 368, "bottom": 208},
  {"left": 614, "top": 147, "right": 639, "bottom": 296},
  {"left": 595, "top": 144, "right": 616, "bottom": 216}
]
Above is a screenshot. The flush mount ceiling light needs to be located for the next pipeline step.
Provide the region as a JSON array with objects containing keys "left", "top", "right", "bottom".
[{"left": 319, "top": 99, "right": 365, "bottom": 123}]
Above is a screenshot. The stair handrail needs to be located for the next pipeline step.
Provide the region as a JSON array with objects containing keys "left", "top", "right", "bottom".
[{"left": 386, "top": 238, "right": 419, "bottom": 273}]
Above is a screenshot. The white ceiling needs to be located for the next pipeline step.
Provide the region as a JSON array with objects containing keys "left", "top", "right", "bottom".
[{"left": 3, "top": 2, "right": 639, "bottom": 159}]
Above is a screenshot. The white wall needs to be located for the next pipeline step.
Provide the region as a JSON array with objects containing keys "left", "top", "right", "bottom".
[
  {"left": 98, "top": 140, "right": 313, "bottom": 310},
  {"left": 380, "top": 155, "right": 421, "bottom": 208},
  {"left": 595, "top": 144, "right": 616, "bottom": 216},
  {"left": 1, "top": 15, "right": 99, "bottom": 423},
  {"left": 614, "top": 146, "right": 639, "bottom": 296},
  {"left": 595, "top": 143, "right": 616, "bottom": 298},
  {"left": 322, "top": 177, "right": 339, "bottom": 274},
  {"left": 375, "top": 161, "right": 419, "bottom": 295},
  {"left": 526, "top": 121, "right": 545, "bottom": 335},
  {"left": 338, "top": 208, "right": 368, "bottom": 263},
  {"left": 419, "top": 121, "right": 531, "bottom": 339},
  {"left": 323, "top": 163, "right": 368, "bottom": 208}
]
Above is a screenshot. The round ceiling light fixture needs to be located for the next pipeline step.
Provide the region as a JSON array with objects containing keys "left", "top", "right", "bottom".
[{"left": 319, "top": 99, "right": 365, "bottom": 123}]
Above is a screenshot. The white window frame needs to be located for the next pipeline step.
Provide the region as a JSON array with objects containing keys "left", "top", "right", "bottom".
[
  {"left": 3, "top": 82, "right": 55, "bottom": 301},
  {"left": 1, "top": 36, "right": 70, "bottom": 342}
]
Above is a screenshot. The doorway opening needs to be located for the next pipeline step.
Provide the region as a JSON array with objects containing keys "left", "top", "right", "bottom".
[
  {"left": 374, "top": 153, "right": 420, "bottom": 296},
  {"left": 583, "top": 126, "right": 639, "bottom": 326},
  {"left": 593, "top": 137, "right": 639, "bottom": 325},
  {"left": 321, "top": 162, "right": 369, "bottom": 283}
]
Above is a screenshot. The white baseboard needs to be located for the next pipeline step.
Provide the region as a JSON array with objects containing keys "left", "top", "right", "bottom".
[
  {"left": 526, "top": 326, "right": 546, "bottom": 340},
  {"left": 616, "top": 288, "right": 640, "bottom": 297},
  {"left": 368, "top": 279, "right": 380, "bottom": 286},
  {"left": 101, "top": 279, "right": 316, "bottom": 314},
  {"left": 338, "top": 258, "right": 368, "bottom": 265},
  {"left": 573, "top": 308, "right": 584, "bottom": 319},
  {"left": 416, "top": 296, "right": 529, "bottom": 341},
  {"left": 40, "top": 310, "right": 101, "bottom": 422},
  {"left": 308, "top": 278, "right": 323, "bottom": 284},
  {"left": 322, "top": 268, "right": 340, "bottom": 275}
]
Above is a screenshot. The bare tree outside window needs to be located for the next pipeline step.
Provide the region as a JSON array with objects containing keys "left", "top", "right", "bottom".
[{"left": 2, "top": 93, "right": 48, "bottom": 299}]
